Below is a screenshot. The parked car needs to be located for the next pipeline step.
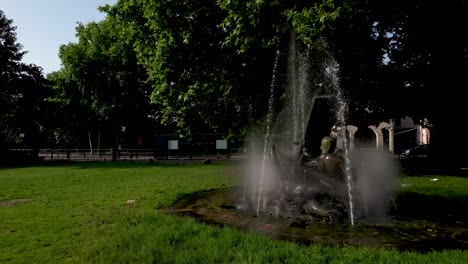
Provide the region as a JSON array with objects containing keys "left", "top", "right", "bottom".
[{"left": 402, "top": 144, "right": 432, "bottom": 158}]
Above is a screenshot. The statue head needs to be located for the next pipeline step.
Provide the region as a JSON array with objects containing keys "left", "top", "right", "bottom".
[{"left": 320, "top": 136, "right": 337, "bottom": 154}]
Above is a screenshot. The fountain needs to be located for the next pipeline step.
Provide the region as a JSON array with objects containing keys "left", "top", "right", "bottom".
[
  {"left": 242, "top": 94, "right": 358, "bottom": 225},
  {"left": 161, "top": 37, "right": 468, "bottom": 252},
  {"left": 240, "top": 42, "right": 362, "bottom": 225}
]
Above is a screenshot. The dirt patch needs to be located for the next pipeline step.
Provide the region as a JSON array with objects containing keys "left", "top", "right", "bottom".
[{"left": 0, "top": 199, "right": 33, "bottom": 207}]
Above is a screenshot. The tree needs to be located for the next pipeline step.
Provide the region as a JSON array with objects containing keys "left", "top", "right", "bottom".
[
  {"left": 1, "top": 9, "right": 26, "bottom": 147},
  {"left": 102, "top": 0, "right": 290, "bottom": 142},
  {"left": 318, "top": 0, "right": 468, "bottom": 128},
  {"left": 49, "top": 15, "right": 156, "bottom": 151},
  {"left": 218, "top": 0, "right": 468, "bottom": 137},
  {"left": 103, "top": 0, "right": 467, "bottom": 157},
  {"left": 0, "top": 10, "right": 48, "bottom": 155}
]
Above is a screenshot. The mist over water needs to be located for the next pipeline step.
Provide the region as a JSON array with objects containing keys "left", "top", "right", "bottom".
[
  {"left": 352, "top": 147, "right": 400, "bottom": 218},
  {"left": 240, "top": 138, "right": 282, "bottom": 213}
]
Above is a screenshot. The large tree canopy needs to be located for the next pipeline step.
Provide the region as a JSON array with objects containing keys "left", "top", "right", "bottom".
[
  {"left": 0, "top": 9, "right": 24, "bottom": 145},
  {"left": 328, "top": 0, "right": 468, "bottom": 127},
  {"left": 103, "top": 0, "right": 278, "bottom": 141},
  {"left": 48, "top": 15, "right": 157, "bottom": 149},
  {"left": 106, "top": 0, "right": 467, "bottom": 136},
  {"left": 0, "top": 10, "right": 48, "bottom": 151},
  {"left": 217, "top": 0, "right": 468, "bottom": 127}
]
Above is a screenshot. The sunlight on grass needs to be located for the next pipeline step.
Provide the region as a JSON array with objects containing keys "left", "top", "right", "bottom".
[
  {"left": 400, "top": 175, "right": 468, "bottom": 201},
  {"left": 1, "top": 162, "right": 467, "bottom": 263}
]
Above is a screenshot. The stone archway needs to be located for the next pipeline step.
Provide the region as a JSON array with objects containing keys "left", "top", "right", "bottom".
[
  {"left": 354, "top": 126, "right": 376, "bottom": 150},
  {"left": 368, "top": 122, "right": 394, "bottom": 153},
  {"left": 331, "top": 122, "right": 394, "bottom": 153}
]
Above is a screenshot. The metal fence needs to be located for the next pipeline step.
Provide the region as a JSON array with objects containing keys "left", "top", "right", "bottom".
[
  {"left": 38, "top": 149, "right": 153, "bottom": 161},
  {"left": 37, "top": 148, "right": 248, "bottom": 161}
]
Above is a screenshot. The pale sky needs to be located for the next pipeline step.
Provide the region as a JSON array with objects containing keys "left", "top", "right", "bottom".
[{"left": 1, "top": 0, "right": 118, "bottom": 75}]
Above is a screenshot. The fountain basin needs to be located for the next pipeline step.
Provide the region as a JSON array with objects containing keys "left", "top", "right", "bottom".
[{"left": 161, "top": 187, "right": 468, "bottom": 252}]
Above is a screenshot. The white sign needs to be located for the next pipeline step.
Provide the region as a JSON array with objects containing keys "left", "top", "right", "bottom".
[
  {"left": 216, "top": 140, "right": 227, "bottom": 150},
  {"left": 168, "top": 140, "right": 178, "bottom": 150}
]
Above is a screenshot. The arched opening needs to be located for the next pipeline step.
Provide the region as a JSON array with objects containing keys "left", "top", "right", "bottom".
[
  {"left": 382, "top": 128, "right": 390, "bottom": 152},
  {"left": 354, "top": 127, "right": 376, "bottom": 150}
]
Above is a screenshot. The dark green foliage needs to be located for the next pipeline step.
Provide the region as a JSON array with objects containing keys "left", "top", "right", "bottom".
[
  {"left": 0, "top": 10, "right": 49, "bottom": 152},
  {"left": 48, "top": 15, "right": 157, "bottom": 149},
  {"left": 103, "top": 0, "right": 277, "bottom": 141},
  {"left": 5, "top": 0, "right": 467, "bottom": 153},
  {"left": 102, "top": 0, "right": 467, "bottom": 143}
]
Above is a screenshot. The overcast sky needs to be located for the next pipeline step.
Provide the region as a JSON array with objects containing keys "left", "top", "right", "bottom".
[{"left": 1, "top": 0, "right": 117, "bottom": 75}]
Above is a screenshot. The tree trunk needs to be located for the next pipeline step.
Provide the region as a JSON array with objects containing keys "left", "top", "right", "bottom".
[
  {"left": 88, "top": 127, "right": 93, "bottom": 155},
  {"left": 98, "top": 129, "right": 101, "bottom": 158}
]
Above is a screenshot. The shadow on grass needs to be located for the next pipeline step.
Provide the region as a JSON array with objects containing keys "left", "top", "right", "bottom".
[
  {"left": 392, "top": 192, "right": 468, "bottom": 223},
  {"left": 399, "top": 158, "right": 468, "bottom": 177}
]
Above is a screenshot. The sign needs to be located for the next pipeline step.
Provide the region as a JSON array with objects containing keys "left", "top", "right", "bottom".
[
  {"left": 168, "top": 140, "right": 178, "bottom": 150},
  {"left": 216, "top": 140, "right": 227, "bottom": 150}
]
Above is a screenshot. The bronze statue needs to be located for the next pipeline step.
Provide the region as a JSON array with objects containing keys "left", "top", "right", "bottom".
[{"left": 305, "top": 135, "right": 344, "bottom": 175}]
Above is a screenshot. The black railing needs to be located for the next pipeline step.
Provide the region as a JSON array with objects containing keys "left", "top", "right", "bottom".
[{"left": 35, "top": 148, "right": 248, "bottom": 161}]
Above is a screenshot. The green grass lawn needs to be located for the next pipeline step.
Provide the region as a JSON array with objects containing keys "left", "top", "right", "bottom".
[
  {"left": 400, "top": 174, "right": 468, "bottom": 201},
  {"left": 1, "top": 162, "right": 467, "bottom": 263}
]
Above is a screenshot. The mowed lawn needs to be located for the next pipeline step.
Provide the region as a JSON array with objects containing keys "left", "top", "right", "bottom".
[{"left": 0, "top": 162, "right": 467, "bottom": 264}]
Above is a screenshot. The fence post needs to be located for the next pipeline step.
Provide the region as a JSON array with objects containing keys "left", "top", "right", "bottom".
[{"left": 112, "top": 147, "right": 117, "bottom": 162}]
